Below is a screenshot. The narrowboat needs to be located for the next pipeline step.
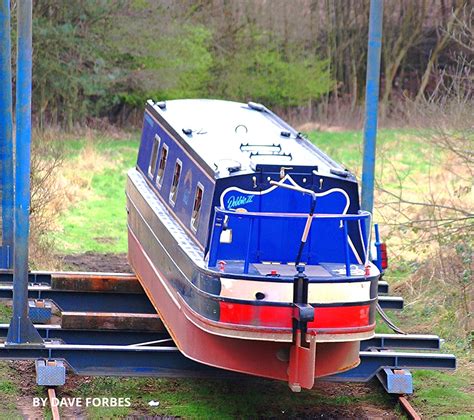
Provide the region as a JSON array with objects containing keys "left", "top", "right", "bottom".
[{"left": 126, "top": 99, "right": 381, "bottom": 391}]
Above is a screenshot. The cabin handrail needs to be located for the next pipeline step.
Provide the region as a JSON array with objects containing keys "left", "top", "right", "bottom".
[
  {"left": 215, "top": 209, "right": 371, "bottom": 220},
  {"left": 208, "top": 207, "right": 372, "bottom": 276}
]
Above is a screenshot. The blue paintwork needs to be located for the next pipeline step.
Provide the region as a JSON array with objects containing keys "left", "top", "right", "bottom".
[
  {"left": 6, "top": 0, "right": 43, "bottom": 345},
  {"left": 138, "top": 108, "right": 215, "bottom": 247},
  {"left": 208, "top": 208, "right": 370, "bottom": 270},
  {"left": 0, "top": 0, "right": 13, "bottom": 268},
  {"left": 374, "top": 223, "right": 383, "bottom": 271},
  {"left": 361, "top": 0, "right": 384, "bottom": 213},
  {"left": 218, "top": 182, "right": 352, "bottom": 265}
]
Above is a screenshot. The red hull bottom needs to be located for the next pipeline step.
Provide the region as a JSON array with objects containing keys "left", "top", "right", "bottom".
[{"left": 128, "top": 228, "right": 360, "bottom": 387}]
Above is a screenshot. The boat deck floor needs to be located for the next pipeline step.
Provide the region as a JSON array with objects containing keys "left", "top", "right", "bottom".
[{"left": 219, "top": 261, "right": 367, "bottom": 278}]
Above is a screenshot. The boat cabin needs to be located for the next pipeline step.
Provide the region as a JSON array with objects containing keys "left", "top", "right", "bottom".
[{"left": 136, "top": 99, "right": 369, "bottom": 276}]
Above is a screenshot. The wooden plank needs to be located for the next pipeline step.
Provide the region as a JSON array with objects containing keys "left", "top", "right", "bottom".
[
  {"left": 61, "top": 311, "right": 165, "bottom": 332},
  {"left": 48, "top": 388, "right": 61, "bottom": 420},
  {"left": 398, "top": 396, "right": 421, "bottom": 420},
  {"left": 51, "top": 273, "right": 143, "bottom": 294}
]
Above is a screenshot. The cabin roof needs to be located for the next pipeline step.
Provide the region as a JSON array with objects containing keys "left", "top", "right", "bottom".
[{"left": 149, "top": 99, "right": 349, "bottom": 179}]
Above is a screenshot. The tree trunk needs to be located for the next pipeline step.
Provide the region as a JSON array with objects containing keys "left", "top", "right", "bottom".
[{"left": 416, "top": 1, "right": 465, "bottom": 101}]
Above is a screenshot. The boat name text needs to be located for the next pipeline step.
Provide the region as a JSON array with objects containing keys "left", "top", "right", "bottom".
[{"left": 227, "top": 194, "right": 254, "bottom": 209}]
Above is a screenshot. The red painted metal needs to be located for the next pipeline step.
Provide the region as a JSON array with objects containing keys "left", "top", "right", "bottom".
[
  {"left": 288, "top": 331, "right": 317, "bottom": 391},
  {"left": 128, "top": 228, "right": 362, "bottom": 388},
  {"left": 380, "top": 242, "right": 388, "bottom": 269},
  {"left": 218, "top": 301, "right": 371, "bottom": 329}
]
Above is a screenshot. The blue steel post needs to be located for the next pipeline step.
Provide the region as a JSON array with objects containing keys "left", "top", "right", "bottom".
[
  {"left": 361, "top": 0, "right": 384, "bottom": 214},
  {"left": 6, "top": 0, "right": 43, "bottom": 345},
  {"left": 0, "top": 0, "right": 14, "bottom": 268}
]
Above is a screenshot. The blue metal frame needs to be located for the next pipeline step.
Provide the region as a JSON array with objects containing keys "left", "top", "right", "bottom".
[
  {"left": 0, "top": 323, "right": 443, "bottom": 352},
  {"left": 6, "top": 0, "right": 43, "bottom": 345},
  {"left": 361, "top": 0, "right": 384, "bottom": 214},
  {"left": 0, "top": 341, "right": 456, "bottom": 380},
  {"left": 0, "top": 286, "right": 156, "bottom": 313},
  {"left": 0, "top": 284, "right": 403, "bottom": 313},
  {"left": 0, "top": 0, "right": 14, "bottom": 269}
]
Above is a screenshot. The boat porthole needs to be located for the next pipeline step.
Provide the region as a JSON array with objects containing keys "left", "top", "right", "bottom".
[{"left": 255, "top": 292, "right": 265, "bottom": 300}]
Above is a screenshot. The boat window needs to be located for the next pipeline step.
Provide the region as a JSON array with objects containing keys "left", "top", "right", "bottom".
[
  {"left": 169, "top": 159, "right": 182, "bottom": 206},
  {"left": 156, "top": 144, "right": 168, "bottom": 188},
  {"left": 148, "top": 134, "right": 161, "bottom": 178},
  {"left": 191, "top": 184, "right": 204, "bottom": 232}
]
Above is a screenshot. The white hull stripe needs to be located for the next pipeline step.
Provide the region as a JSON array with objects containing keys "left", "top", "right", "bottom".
[{"left": 220, "top": 277, "right": 371, "bottom": 304}]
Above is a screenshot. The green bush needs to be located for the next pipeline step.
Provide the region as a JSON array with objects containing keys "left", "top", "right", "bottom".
[{"left": 29, "top": 1, "right": 331, "bottom": 126}]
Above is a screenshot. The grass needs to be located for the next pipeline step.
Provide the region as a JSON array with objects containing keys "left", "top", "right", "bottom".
[
  {"left": 0, "top": 303, "right": 12, "bottom": 323},
  {"left": 51, "top": 136, "right": 139, "bottom": 254},
  {"left": 0, "top": 362, "right": 20, "bottom": 417},
  {"left": 308, "top": 128, "right": 442, "bottom": 194},
  {"left": 74, "top": 376, "right": 393, "bottom": 418},
  {"left": 31, "top": 127, "right": 472, "bottom": 418},
  {"left": 412, "top": 370, "right": 474, "bottom": 419}
]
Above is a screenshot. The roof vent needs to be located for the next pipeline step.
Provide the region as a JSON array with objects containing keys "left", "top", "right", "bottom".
[
  {"left": 155, "top": 101, "right": 166, "bottom": 110},
  {"left": 247, "top": 101, "right": 265, "bottom": 112}
]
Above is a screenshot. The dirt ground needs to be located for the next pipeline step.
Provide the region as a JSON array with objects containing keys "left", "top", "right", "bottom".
[
  {"left": 5, "top": 253, "right": 401, "bottom": 419},
  {"left": 61, "top": 252, "right": 132, "bottom": 273}
]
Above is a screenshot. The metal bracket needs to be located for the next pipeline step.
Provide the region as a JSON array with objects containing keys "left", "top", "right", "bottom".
[
  {"left": 376, "top": 368, "right": 413, "bottom": 394},
  {"left": 288, "top": 265, "right": 317, "bottom": 391},
  {"left": 28, "top": 299, "right": 52, "bottom": 324},
  {"left": 293, "top": 303, "right": 314, "bottom": 323},
  {"left": 36, "top": 359, "right": 66, "bottom": 386}
]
